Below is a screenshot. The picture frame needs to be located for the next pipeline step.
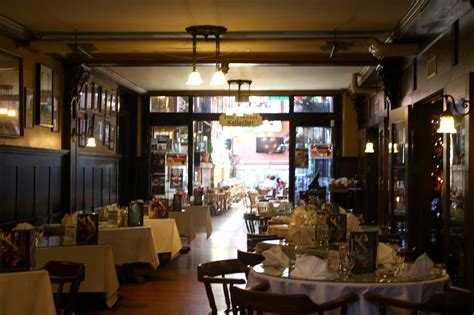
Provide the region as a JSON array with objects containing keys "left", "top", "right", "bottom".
[
  {"left": 100, "top": 87, "right": 107, "bottom": 114},
  {"left": 350, "top": 231, "right": 378, "bottom": 274},
  {"left": 85, "top": 83, "right": 93, "bottom": 110},
  {"left": 78, "top": 83, "right": 86, "bottom": 111},
  {"left": 109, "top": 125, "right": 115, "bottom": 150},
  {"left": 93, "top": 114, "right": 104, "bottom": 143},
  {"left": 110, "top": 92, "right": 117, "bottom": 115},
  {"left": 24, "top": 87, "right": 34, "bottom": 129},
  {"left": 105, "top": 90, "right": 112, "bottom": 114},
  {"left": 36, "top": 63, "right": 53, "bottom": 127},
  {"left": 76, "top": 213, "right": 99, "bottom": 245},
  {"left": 52, "top": 96, "right": 59, "bottom": 132},
  {"left": 328, "top": 213, "right": 347, "bottom": 243},
  {"left": 78, "top": 117, "right": 87, "bottom": 147},
  {"left": 0, "top": 49, "right": 22, "bottom": 137},
  {"left": 1, "top": 229, "right": 36, "bottom": 271},
  {"left": 103, "top": 119, "right": 110, "bottom": 146},
  {"left": 92, "top": 84, "right": 100, "bottom": 111}
]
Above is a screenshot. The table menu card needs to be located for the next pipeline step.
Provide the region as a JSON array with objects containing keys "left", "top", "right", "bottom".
[
  {"left": 328, "top": 214, "right": 347, "bottom": 243},
  {"left": 1, "top": 229, "right": 36, "bottom": 271},
  {"left": 350, "top": 231, "right": 378, "bottom": 273},
  {"left": 76, "top": 213, "right": 99, "bottom": 245}
]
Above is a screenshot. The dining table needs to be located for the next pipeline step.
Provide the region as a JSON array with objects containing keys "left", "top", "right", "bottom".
[
  {"left": 0, "top": 269, "right": 56, "bottom": 315},
  {"left": 36, "top": 241, "right": 120, "bottom": 308},
  {"left": 182, "top": 205, "right": 213, "bottom": 238},
  {"left": 248, "top": 263, "right": 450, "bottom": 315},
  {"left": 143, "top": 217, "right": 183, "bottom": 259},
  {"left": 99, "top": 225, "right": 160, "bottom": 269}
]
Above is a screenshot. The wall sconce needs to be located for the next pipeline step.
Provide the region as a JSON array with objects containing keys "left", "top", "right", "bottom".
[
  {"left": 86, "top": 128, "right": 96, "bottom": 147},
  {"left": 364, "top": 141, "right": 375, "bottom": 153},
  {"left": 71, "top": 127, "right": 78, "bottom": 142},
  {"left": 185, "top": 25, "right": 227, "bottom": 86},
  {"left": 437, "top": 94, "right": 470, "bottom": 134}
]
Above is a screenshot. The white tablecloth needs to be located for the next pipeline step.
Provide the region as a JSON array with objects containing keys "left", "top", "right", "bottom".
[
  {"left": 0, "top": 270, "right": 56, "bottom": 315},
  {"left": 267, "top": 224, "right": 289, "bottom": 238},
  {"left": 182, "top": 205, "right": 213, "bottom": 238},
  {"left": 169, "top": 211, "right": 196, "bottom": 242},
  {"left": 99, "top": 226, "right": 160, "bottom": 269},
  {"left": 144, "top": 218, "right": 183, "bottom": 258},
  {"left": 248, "top": 266, "right": 450, "bottom": 315},
  {"left": 36, "top": 244, "right": 119, "bottom": 308}
]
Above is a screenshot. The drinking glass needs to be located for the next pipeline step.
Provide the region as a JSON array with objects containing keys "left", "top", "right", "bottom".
[
  {"left": 294, "top": 245, "right": 307, "bottom": 260},
  {"left": 341, "top": 251, "right": 356, "bottom": 280}
]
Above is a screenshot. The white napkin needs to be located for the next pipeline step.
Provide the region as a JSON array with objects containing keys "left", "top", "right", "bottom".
[
  {"left": 290, "top": 255, "right": 332, "bottom": 279},
  {"left": 14, "top": 222, "right": 35, "bottom": 230},
  {"left": 404, "top": 253, "right": 434, "bottom": 278},
  {"left": 346, "top": 213, "right": 361, "bottom": 233},
  {"left": 61, "top": 212, "right": 78, "bottom": 225},
  {"left": 377, "top": 243, "right": 396, "bottom": 265},
  {"left": 262, "top": 246, "right": 290, "bottom": 268}
]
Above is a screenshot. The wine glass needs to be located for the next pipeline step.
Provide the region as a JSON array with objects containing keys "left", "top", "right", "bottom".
[
  {"left": 294, "top": 245, "right": 307, "bottom": 260},
  {"left": 341, "top": 251, "right": 356, "bottom": 280}
]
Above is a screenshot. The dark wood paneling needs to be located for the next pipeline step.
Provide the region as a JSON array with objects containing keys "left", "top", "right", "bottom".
[
  {"left": 0, "top": 145, "right": 68, "bottom": 229},
  {"left": 77, "top": 152, "right": 120, "bottom": 211}
]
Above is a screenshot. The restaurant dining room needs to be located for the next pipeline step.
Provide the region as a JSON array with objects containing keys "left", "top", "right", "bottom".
[{"left": 1, "top": 1, "right": 474, "bottom": 314}]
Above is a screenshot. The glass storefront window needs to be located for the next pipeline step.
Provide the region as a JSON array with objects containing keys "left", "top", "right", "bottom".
[
  {"left": 193, "top": 96, "right": 289, "bottom": 113},
  {"left": 294, "top": 126, "right": 333, "bottom": 203},
  {"left": 150, "top": 126, "right": 188, "bottom": 199},
  {"left": 294, "top": 96, "right": 334, "bottom": 113},
  {"left": 150, "top": 96, "right": 189, "bottom": 113}
]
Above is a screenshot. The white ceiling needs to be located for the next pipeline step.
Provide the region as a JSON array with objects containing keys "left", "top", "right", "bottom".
[{"left": 1, "top": 0, "right": 415, "bottom": 92}]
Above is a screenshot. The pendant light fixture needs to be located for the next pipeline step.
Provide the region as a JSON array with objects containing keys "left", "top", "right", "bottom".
[
  {"left": 86, "top": 127, "right": 96, "bottom": 147},
  {"left": 364, "top": 141, "right": 375, "bottom": 153},
  {"left": 185, "top": 25, "right": 227, "bottom": 86}
]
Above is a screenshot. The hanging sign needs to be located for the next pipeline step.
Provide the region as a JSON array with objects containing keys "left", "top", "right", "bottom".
[{"left": 219, "top": 113, "right": 262, "bottom": 127}]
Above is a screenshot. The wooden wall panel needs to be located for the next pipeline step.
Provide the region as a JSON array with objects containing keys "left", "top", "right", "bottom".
[
  {"left": 76, "top": 153, "right": 120, "bottom": 211},
  {"left": 0, "top": 145, "right": 68, "bottom": 230}
]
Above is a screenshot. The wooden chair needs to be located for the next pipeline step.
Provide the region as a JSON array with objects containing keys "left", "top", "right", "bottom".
[
  {"left": 246, "top": 233, "right": 284, "bottom": 252},
  {"left": 364, "top": 286, "right": 474, "bottom": 315},
  {"left": 231, "top": 283, "right": 358, "bottom": 315},
  {"left": 42, "top": 260, "right": 86, "bottom": 315},
  {"left": 236, "top": 250, "right": 264, "bottom": 278},
  {"left": 247, "top": 191, "right": 258, "bottom": 213},
  {"left": 197, "top": 259, "right": 247, "bottom": 314},
  {"left": 243, "top": 213, "right": 270, "bottom": 234}
]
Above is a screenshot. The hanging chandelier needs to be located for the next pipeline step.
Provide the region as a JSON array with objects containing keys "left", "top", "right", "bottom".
[
  {"left": 185, "top": 25, "right": 227, "bottom": 86},
  {"left": 219, "top": 79, "right": 262, "bottom": 126}
]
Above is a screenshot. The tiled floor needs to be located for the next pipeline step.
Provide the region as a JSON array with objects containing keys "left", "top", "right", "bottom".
[{"left": 84, "top": 203, "right": 248, "bottom": 315}]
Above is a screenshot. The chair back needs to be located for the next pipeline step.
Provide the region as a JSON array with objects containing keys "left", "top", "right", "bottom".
[
  {"left": 231, "top": 285, "right": 358, "bottom": 315},
  {"left": 246, "top": 233, "right": 284, "bottom": 252},
  {"left": 197, "top": 259, "right": 247, "bottom": 314},
  {"left": 42, "top": 260, "right": 86, "bottom": 315},
  {"left": 364, "top": 287, "right": 474, "bottom": 315},
  {"left": 243, "top": 213, "right": 258, "bottom": 234},
  {"left": 237, "top": 250, "right": 264, "bottom": 278}
]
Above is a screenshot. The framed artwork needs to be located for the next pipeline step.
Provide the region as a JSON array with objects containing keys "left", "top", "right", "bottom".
[
  {"left": 350, "top": 231, "right": 378, "bottom": 274},
  {"left": 170, "top": 167, "right": 184, "bottom": 189},
  {"left": 103, "top": 119, "right": 110, "bottom": 146},
  {"left": 111, "top": 92, "right": 117, "bottom": 115},
  {"left": 52, "top": 96, "right": 59, "bottom": 132},
  {"left": 0, "top": 49, "right": 22, "bottom": 137},
  {"left": 78, "top": 83, "right": 86, "bottom": 111},
  {"left": 36, "top": 63, "right": 53, "bottom": 127},
  {"left": 92, "top": 84, "right": 100, "bottom": 111},
  {"left": 109, "top": 125, "right": 115, "bottom": 150},
  {"left": 295, "top": 148, "right": 308, "bottom": 168},
  {"left": 100, "top": 88, "right": 107, "bottom": 113},
  {"left": 76, "top": 213, "right": 99, "bottom": 245},
  {"left": 105, "top": 90, "right": 111, "bottom": 114},
  {"left": 78, "top": 117, "right": 86, "bottom": 147},
  {"left": 93, "top": 114, "right": 104, "bottom": 143},
  {"left": 24, "top": 87, "right": 34, "bottom": 128},
  {"left": 85, "top": 83, "right": 93, "bottom": 110}
]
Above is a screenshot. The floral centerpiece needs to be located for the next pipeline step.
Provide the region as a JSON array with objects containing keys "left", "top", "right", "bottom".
[{"left": 328, "top": 177, "right": 358, "bottom": 191}]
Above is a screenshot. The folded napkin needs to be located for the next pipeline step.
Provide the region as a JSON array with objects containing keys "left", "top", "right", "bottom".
[
  {"left": 61, "top": 212, "right": 78, "bottom": 225},
  {"left": 14, "top": 222, "right": 35, "bottom": 230},
  {"left": 404, "top": 253, "right": 433, "bottom": 278},
  {"left": 262, "top": 246, "right": 290, "bottom": 268},
  {"left": 377, "top": 243, "right": 396, "bottom": 265},
  {"left": 288, "top": 223, "right": 313, "bottom": 246},
  {"left": 290, "top": 255, "right": 332, "bottom": 279},
  {"left": 346, "top": 213, "right": 362, "bottom": 233}
]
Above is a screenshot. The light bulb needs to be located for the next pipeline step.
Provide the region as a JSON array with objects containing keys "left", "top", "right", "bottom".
[
  {"left": 0, "top": 108, "right": 8, "bottom": 115},
  {"left": 437, "top": 114, "right": 457, "bottom": 134},
  {"left": 86, "top": 136, "right": 97, "bottom": 147},
  {"left": 364, "top": 142, "right": 374, "bottom": 153},
  {"left": 186, "top": 70, "right": 203, "bottom": 86},
  {"left": 7, "top": 109, "right": 16, "bottom": 117},
  {"left": 209, "top": 70, "right": 226, "bottom": 86}
]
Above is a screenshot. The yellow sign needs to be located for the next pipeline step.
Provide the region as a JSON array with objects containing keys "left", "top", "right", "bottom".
[{"left": 219, "top": 113, "right": 263, "bottom": 126}]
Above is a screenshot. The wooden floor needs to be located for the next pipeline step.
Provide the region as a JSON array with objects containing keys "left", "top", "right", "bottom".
[{"left": 84, "top": 203, "right": 248, "bottom": 315}]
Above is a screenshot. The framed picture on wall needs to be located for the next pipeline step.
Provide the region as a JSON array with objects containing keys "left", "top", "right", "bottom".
[
  {"left": 36, "top": 63, "right": 53, "bottom": 127},
  {"left": 103, "top": 119, "right": 110, "bottom": 146},
  {"left": 110, "top": 92, "right": 116, "bottom": 115},
  {"left": 100, "top": 88, "right": 107, "bottom": 114},
  {"left": 78, "top": 117, "right": 86, "bottom": 147},
  {"left": 24, "top": 87, "right": 34, "bottom": 129},
  {"left": 52, "top": 96, "right": 59, "bottom": 132},
  {"left": 0, "top": 50, "right": 22, "bottom": 137},
  {"left": 85, "top": 83, "right": 93, "bottom": 110},
  {"left": 78, "top": 83, "right": 86, "bottom": 111},
  {"left": 109, "top": 125, "right": 115, "bottom": 150},
  {"left": 93, "top": 114, "right": 104, "bottom": 143},
  {"left": 92, "top": 84, "right": 100, "bottom": 111}
]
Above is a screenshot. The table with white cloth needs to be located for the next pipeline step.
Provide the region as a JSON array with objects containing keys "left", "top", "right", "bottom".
[
  {"left": 36, "top": 243, "right": 120, "bottom": 308},
  {"left": 143, "top": 218, "right": 183, "bottom": 259},
  {"left": 182, "top": 205, "right": 213, "bottom": 238},
  {"left": 0, "top": 270, "right": 56, "bottom": 315},
  {"left": 168, "top": 211, "right": 196, "bottom": 242},
  {"left": 99, "top": 226, "right": 160, "bottom": 269},
  {"left": 248, "top": 264, "right": 450, "bottom": 315},
  {"left": 266, "top": 224, "right": 289, "bottom": 238}
]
